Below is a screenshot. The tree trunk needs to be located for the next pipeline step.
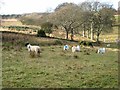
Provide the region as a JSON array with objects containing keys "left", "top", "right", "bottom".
[
  {"left": 64, "top": 26, "right": 69, "bottom": 39},
  {"left": 65, "top": 31, "right": 69, "bottom": 39},
  {"left": 70, "top": 28, "right": 74, "bottom": 40},
  {"left": 90, "top": 22, "right": 94, "bottom": 40},
  {"left": 87, "top": 29, "right": 90, "bottom": 38},
  {"left": 93, "top": 31, "right": 95, "bottom": 40},
  {"left": 83, "top": 29, "right": 86, "bottom": 37},
  {"left": 82, "top": 25, "right": 86, "bottom": 37},
  {"left": 96, "top": 33, "right": 100, "bottom": 42}
]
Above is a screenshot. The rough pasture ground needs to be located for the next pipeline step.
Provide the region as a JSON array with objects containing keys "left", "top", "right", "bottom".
[
  {"left": 2, "top": 32, "right": 118, "bottom": 88},
  {"left": 2, "top": 46, "right": 118, "bottom": 88}
]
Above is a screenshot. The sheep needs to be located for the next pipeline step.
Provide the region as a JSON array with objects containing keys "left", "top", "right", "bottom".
[
  {"left": 107, "top": 44, "right": 110, "bottom": 47},
  {"left": 76, "top": 45, "right": 80, "bottom": 52},
  {"left": 25, "top": 43, "right": 41, "bottom": 57},
  {"left": 63, "top": 44, "right": 69, "bottom": 50},
  {"left": 72, "top": 45, "right": 80, "bottom": 52},
  {"left": 97, "top": 47, "right": 106, "bottom": 54},
  {"left": 72, "top": 46, "right": 76, "bottom": 53}
]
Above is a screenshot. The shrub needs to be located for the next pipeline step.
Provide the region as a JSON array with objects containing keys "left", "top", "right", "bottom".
[
  {"left": 37, "top": 29, "right": 46, "bottom": 37},
  {"left": 86, "top": 42, "right": 93, "bottom": 47},
  {"left": 41, "top": 22, "right": 53, "bottom": 34},
  {"left": 54, "top": 40, "right": 63, "bottom": 45},
  {"left": 79, "top": 41, "right": 93, "bottom": 47},
  {"left": 79, "top": 41, "right": 87, "bottom": 46}
]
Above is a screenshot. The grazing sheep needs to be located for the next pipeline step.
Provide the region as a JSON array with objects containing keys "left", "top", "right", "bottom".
[
  {"left": 107, "top": 44, "right": 110, "bottom": 47},
  {"left": 97, "top": 48, "right": 106, "bottom": 54},
  {"left": 25, "top": 43, "right": 41, "bottom": 57},
  {"left": 72, "top": 45, "right": 80, "bottom": 52},
  {"left": 63, "top": 45, "right": 69, "bottom": 50},
  {"left": 72, "top": 46, "right": 76, "bottom": 53},
  {"left": 76, "top": 45, "right": 80, "bottom": 52}
]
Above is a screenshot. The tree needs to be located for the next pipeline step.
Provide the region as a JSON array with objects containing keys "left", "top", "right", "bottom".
[
  {"left": 54, "top": 2, "right": 71, "bottom": 11},
  {"left": 46, "top": 3, "right": 83, "bottom": 40},
  {"left": 94, "top": 7, "right": 115, "bottom": 42},
  {"left": 79, "top": 1, "right": 95, "bottom": 40},
  {"left": 37, "top": 29, "right": 46, "bottom": 37},
  {"left": 79, "top": 1, "right": 115, "bottom": 41},
  {"left": 41, "top": 22, "right": 53, "bottom": 35}
]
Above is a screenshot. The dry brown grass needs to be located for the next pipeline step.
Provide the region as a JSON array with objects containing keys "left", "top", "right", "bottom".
[{"left": 1, "top": 19, "right": 23, "bottom": 26}]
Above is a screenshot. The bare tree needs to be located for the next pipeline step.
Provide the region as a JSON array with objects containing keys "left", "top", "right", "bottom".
[
  {"left": 46, "top": 3, "right": 83, "bottom": 40},
  {"left": 94, "top": 7, "right": 115, "bottom": 42},
  {"left": 79, "top": 1, "right": 115, "bottom": 41}
]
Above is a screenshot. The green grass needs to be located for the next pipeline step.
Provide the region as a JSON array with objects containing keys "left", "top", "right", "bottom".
[
  {"left": 2, "top": 31, "right": 119, "bottom": 88},
  {"left": 2, "top": 46, "right": 118, "bottom": 88}
]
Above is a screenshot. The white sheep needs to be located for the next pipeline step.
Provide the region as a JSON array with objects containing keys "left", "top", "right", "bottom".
[
  {"left": 107, "top": 44, "right": 110, "bottom": 47},
  {"left": 76, "top": 45, "right": 80, "bottom": 52},
  {"left": 97, "top": 48, "right": 106, "bottom": 54},
  {"left": 72, "top": 46, "right": 76, "bottom": 53},
  {"left": 25, "top": 43, "right": 41, "bottom": 57},
  {"left": 63, "top": 45, "right": 69, "bottom": 50},
  {"left": 72, "top": 45, "right": 80, "bottom": 53}
]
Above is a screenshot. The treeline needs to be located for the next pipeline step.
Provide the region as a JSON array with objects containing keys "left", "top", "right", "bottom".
[
  {"left": 0, "top": 14, "right": 21, "bottom": 19},
  {"left": 0, "top": 13, "right": 48, "bottom": 19},
  {"left": 2, "top": 26, "right": 38, "bottom": 31}
]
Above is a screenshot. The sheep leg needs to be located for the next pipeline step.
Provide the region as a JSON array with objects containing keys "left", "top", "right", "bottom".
[{"left": 36, "top": 49, "right": 40, "bottom": 57}]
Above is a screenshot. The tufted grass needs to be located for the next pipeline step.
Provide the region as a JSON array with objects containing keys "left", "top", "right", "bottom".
[{"left": 2, "top": 45, "right": 118, "bottom": 88}]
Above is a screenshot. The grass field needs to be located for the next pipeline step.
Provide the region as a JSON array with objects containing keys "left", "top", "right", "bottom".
[
  {"left": 2, "top": 32, "right": 119, "bottom": 88},
  {"left": 1, "top": 19, "right": 23, "bottom": 26},
  {"left": 2, "top": 45, "right": 118, "bottom": 88}
]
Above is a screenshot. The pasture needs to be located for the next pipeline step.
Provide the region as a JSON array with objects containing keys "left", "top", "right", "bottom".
[
  {"left": 1, "top": 19, "right": 23, "bottom": 26},
  {"left": 2, "top": 31, "right": 118, "bottom": 88}
]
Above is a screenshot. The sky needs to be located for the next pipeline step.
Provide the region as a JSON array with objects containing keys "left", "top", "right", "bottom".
[{"left": 0, "top": 0, "right": 119, "bottom": 15}]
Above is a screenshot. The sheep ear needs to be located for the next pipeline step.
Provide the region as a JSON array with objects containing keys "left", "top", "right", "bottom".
[{"left": 25, "top": 43, "right": 29, "bottom": 46}]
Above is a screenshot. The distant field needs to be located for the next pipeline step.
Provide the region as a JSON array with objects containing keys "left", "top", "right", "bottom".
[
  {"left": 2, "top": 32, "right": 118, "bottom": 88},
  {"left": 1, "top": 19, "right": 23, "bottom": 26}
]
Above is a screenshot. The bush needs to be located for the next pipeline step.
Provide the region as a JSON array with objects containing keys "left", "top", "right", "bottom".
[
  {"left": 79, "top": 41, "right": 87, "bottom": 46},
  {"left": 86, "top": 42, "right": 93, "bottom": 47},
  {"left": 41, "top": 22, "right": 53, "bottom": 34},
  {"left": 37, "top": 29, "right": 46, "bottom": 37},
  {"left": 54, "top": 40, "right": 63, "bottom": 45},
  {"left": 79, "top": 41, "right": 93, "bottom": 47}
]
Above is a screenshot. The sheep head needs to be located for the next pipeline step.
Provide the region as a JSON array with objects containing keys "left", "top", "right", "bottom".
[{"left": 25, "top": 43, "right": 30, "bottom": 46}]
